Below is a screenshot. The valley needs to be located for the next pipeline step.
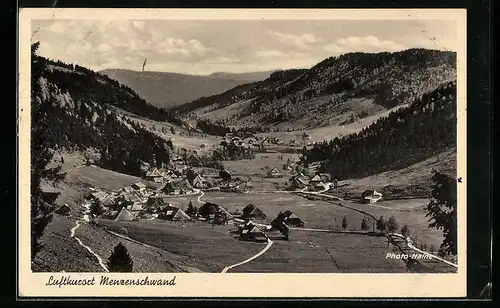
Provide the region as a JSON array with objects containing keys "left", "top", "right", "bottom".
[{"left": 30, "top": 45, "right": 458, "bottom": 274}]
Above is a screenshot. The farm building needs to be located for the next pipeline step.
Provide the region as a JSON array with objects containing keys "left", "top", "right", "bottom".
[
  {"left": 162, "top": 179, "right": 194, "bottom": 195},
  {"left": 40, "top": 188, "right": 61, "bottom": 204},
  {"left": 267, "top": 167, "right": 283, "bottom": 178},
  {"left": 132, "top": 182, "right": 147, "bottom": 192},
  {"left": 314, "top": 182, "right": 330, "bottom": 192},
  {"left": 119, "top": 192, "right": 142, "bottom": 203},
  {"left": 88, "top": 191, "right": 109, "bottom": 203},
  {"left": 236, "top": 181, "right": 252, "bottom": 194},
  {"left": 361, "top": 190, "right": 383, "bottom": 204},
  {"left": 114, "top": 207, "right": 136, "bottom": 221},
  {"left": 145, "top": 168, "right": 164, "bottom": 183},
  {"left": 219, "top": 168, "right": 232, "bottom": 181},
  {"left": 289, "top": 140, "right": 300, "bottom": 147},
  {"left": 240, "top": 224, "right": 268, "bottom": 242},
  {"left": 158, "top": 205, "right": 191, "bottom": 221},
  {"left": 271, "top": 210, "right": 305, "bottom": 228},
  {"left": 127, "top": 202, "right": 144, "bottom": 212},
  {"left": 121, "top": 186, "right": 134, "bottom": 194},
  {"left": 192, "top": 175, "right": 210, "bottom": 189},
  {"left": 54, "top": 204, "right": 71, "bottom": 216},
  {"left": 241, "top": 204, "right": 267, "bottom": 220},
  {"left": 310, "top": 174, "right": 323, "bottom": 184},
  {"left": 290, "top": 175, "right": 308, "bottom": 189},
  {"left": 198, "top": 202, "right": 220, "bottom": 218}
]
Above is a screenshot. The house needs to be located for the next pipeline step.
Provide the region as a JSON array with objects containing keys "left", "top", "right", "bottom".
[
  {"left": 41, "top": 188, "right": 61, "bottom": 204},
  {"left": 290, "top": 176, "right": 308, "bottom": 189},
  {"left": 119, "top": 192, "right": 142, "bottom": 204},
  {"left": 267, "top": 167, "right": 283, "bottom": 178},
  {"left": 314, "top": 181, "right": 330, "bottom": 192},
  {"left": 192, "top": 175, "right": 209, "bottom": 189},
  {"left": 145, "top": 168, "right": 164, "bottom": 183},
  {"left": 283, "top": 164, "right": 292, "bottom": 171},
  {"left": 271, "top": 210, "right": 305, "bottom": 228},
  {"left": 289, "top": 139, "right": 300, "bottom": 147},
  {"left": 89, "top": 191, "right": 109, "bottom": 203},
  {"left": 127, "top": 202, "right": 144, "bottom": 212},
  {"left": 157, "top": 205, "right": 178, "bottom": 220},
  {"left": 172, "top": 208, "right": 192, "bottom": 221},
  {"left": 240, "top": 224, "right": 268, "bottom": 242},
  {"left": 54, "top": 204, "right": 71, "bottom": 216},
  {"left": 132, "top": 182, "right": 147, "bottom": 192},
  {"left": 310, "top": 174, "right": 323, "bottom": 184},
  {"left": 361, "top": 190, "right": 383, "bottom": 204},
  {"left": 241, "top": 204, "right": 267, "bottom": 220},
  {"left": 198, "top": 202, "right": 222, "bottom": 219},
  {"left": 102, "top": 209, "right": 119, "bottom": 220},
  {"left": 219, "top": 168, "right": 232, "bottom": 181},
  {"left": 121, "top": 186, "right": 134, "bottom": 194},
  {"left": 114, "top": 207, "right": 136, "bottom": 221}
]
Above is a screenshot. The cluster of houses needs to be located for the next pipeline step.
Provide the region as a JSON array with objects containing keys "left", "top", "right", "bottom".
[{"left": 288, "top": 172, "right": 337, "bottom": 192}]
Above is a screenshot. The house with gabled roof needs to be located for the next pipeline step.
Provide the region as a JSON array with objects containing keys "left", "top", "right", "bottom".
[
  {"left": 310, "top": 174, "right": 323, "bottom": 184},
  {"left": 242, "top": 204, "right": 267, "bottom": 220},
  {"left": 145, "top": 168, "right": 164, "bottom": 183},
  {"left": 132, "top": 182, "right": 147, "bottom": 191},
  {"left": 239, "top": 223, "right": 268, "bottom": 242},
  {"left": 267, "top": 167, "right": 283, "bottom": 178}
]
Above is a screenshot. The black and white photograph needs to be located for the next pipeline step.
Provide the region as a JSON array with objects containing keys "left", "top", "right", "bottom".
[{"left": 19, "top": 8, "right": 467, "bottom": 297}]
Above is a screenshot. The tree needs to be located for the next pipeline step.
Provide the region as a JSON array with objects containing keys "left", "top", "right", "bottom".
[
  {"left": 341, "top": 216, "right": 348, "bottom": 231},
  {"left": 170, "top": 126, "right": 176, "bottom": 135},
  {"left": 386, "top": 216, "right": 399, "bottom": 234},
  {"left": 376, "top": 216, "right": 386, "bottom": 233},
  {"left": 185, "top": 200, "right": 198, "bottom": 217},
  {"left": 401, "top": 225, "right": 410, "bottom": 238},
  {"left": 107, "top": 242, "right": 134, "bottom": 272},
  {"left": 31, "top": 41, "right": 59, "bottom": 261},
  {"left": 360, "top": 217, "right": 370, "bottom": 231},
  {"left": 426, "top": 171, "right": 457, "bottom": 255}
]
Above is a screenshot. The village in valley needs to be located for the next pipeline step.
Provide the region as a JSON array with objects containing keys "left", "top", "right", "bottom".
[{"left": 30, "top": 18, "right": 460, "bottom": 275}]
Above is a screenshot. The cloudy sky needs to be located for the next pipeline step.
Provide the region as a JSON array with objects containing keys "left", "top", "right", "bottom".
[{"left": 31, "top": 19, "right": 457, "bottom": 75}]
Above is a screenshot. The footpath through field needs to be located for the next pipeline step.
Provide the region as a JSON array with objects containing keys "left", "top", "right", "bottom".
[
  {"left": 221, "top": 239, "right": 274, "bottom": 273},
  {"left": 70, "top": 203, "right": 109, "bottom": 272}
]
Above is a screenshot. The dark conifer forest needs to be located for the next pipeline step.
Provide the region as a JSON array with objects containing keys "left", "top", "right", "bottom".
[
  {"left": 31, "top": 46, "right": 173, "bottom": 176},
  {"left": 305, "top": 80, "right": 457, "bottom": 180}
]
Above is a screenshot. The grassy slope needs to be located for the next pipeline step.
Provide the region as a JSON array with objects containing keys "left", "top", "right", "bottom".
[
  {"left": 332, "top": 147, "right": 456, "bottom": 200},
  {"left": 34, "top": 165, "right": 198, "bottom": 272}
]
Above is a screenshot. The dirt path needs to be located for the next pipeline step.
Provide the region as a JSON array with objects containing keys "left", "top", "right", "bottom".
[
  {"left": 221, "top": 238, "right": 274, "bottom": 273},
  {"left": 70, "top": 220, "right": 109, "bottom": 272}
]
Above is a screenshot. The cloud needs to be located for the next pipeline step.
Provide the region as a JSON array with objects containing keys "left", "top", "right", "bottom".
[
  {"left": 268, "top": 31, "right": 320, "bottom": 49},
  {"left": 324, "top": 36, "right": 406, "bottom": 53}
]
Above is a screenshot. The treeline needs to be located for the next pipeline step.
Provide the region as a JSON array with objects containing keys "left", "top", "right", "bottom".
[
  {"left": 32, "top": 48, "right": 173, "bottom": 176},
  {"left": 169, "top": 68, "right": 307, "bottom": 116},
  {"left": 305, "top": 80, "right": 457, "bottom": 180},
  {"left": 172, "top": 48, "right": 456, "bottom": 127},
  {"left": 195, "top": 119, "right": 271, "bottom": 137},
  {"left": 39, "top": 55, "right": 170, "bottom": 122}
]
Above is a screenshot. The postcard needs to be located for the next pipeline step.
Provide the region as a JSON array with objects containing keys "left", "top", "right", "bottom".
[{"left": 18, "top": 8, "right": 466, "bottom": 298}]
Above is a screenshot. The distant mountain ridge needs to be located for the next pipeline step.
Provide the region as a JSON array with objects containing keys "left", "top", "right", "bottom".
[
  {"left": 171, "top": 48, "right": 456, "bottom": 130},
  {"left": 100, "top": 69, "right": 274, "bottom": 109}
]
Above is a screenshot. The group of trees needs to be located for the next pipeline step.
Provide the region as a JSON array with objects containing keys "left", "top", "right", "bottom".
[
  {"left": 31, "top": 43, "right": 173, "bottom": 177},
  {"left": 305, "top": 80, "right": 457, "bottom": 180}
]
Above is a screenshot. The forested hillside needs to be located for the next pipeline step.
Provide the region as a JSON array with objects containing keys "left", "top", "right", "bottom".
[
  {"left": 171, "top": 49, "right": 456, "bottom": 129},
  {"left": 31, "top": 42, "right": 173, "bottom": 176},
  {"left": 100, "top": 69, "right": 273, "bottom": 109},
  {"left": 305, "top": 80, "right": 457, "bottom": 180}
]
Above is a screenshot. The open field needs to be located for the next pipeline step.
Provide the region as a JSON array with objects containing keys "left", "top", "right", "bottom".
[
  {"left": 98, "top": 218, "right": 409, "bottom": 273},
  {"left": 99, "top": 219, "right": 265, "bottom": 272},
  {"left": 232, "top": 232, "right": 407, "bottom": 273}
]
